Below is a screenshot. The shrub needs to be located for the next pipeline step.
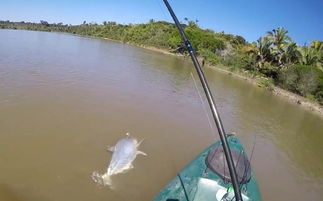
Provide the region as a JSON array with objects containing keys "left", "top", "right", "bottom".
[
  {"left": 315, "top": 91, "right": 323, "bottom": 105},
  {"left": 256, "top": 63, "right": 280, "bottom": 79},
  {"left": 279, "top": 64, "right": 322, "bottom": 97},
  {"left": 199, "top": 48, "right": 219, "bottom": 65},
  {"left": 257, "top": 77, "right": 274, "bottom": 89},
  {"left": 220, "top": 53, "right": 255, "bottom": 72},
  {"left": 239, "top": 54, "right": 256, "bottom": 71}
]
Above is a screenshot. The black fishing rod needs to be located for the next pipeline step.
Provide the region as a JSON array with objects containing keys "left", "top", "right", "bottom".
[{"left": 162, "top": 0, "right": 243, "bottom": 200}]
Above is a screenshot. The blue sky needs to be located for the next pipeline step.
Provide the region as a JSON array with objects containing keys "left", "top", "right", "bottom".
[{"left": 1, "top": 0, "right": 322, "bottom": 44}]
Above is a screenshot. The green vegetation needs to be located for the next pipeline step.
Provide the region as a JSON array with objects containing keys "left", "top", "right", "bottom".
[{"left": 1, "top": 20, "right": 322, "bottom": 105}]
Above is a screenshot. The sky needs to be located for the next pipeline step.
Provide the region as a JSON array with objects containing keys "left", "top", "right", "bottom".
[{"left": 0, "top": 0, "right": 322, "bottom": 44}]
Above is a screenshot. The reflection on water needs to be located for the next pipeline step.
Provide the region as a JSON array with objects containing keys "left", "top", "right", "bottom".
[{"left": 0, "top": 30, "right": 322, "bottom": 201}]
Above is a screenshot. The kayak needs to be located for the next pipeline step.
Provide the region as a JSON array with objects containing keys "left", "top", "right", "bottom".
[{"left": 153, "top": 135, "right": 261, "bottom": 201}]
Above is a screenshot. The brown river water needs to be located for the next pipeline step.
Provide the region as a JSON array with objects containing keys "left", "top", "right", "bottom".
[{"left": 0, "top": 30, "right": 322, "bottom": 201}]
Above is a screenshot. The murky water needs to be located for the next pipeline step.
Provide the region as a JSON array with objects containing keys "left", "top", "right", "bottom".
[{"left": 0, "top": 29, "right": 322, "bottom": 201}]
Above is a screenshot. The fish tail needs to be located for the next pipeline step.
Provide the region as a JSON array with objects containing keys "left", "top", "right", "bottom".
[{"left": 91, "top": 171, "right": 112, "bottom": 186}]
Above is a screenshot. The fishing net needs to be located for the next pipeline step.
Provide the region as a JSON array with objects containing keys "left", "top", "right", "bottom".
[{"left": 205, "top": 146, "right": 251, "bottom": 184}]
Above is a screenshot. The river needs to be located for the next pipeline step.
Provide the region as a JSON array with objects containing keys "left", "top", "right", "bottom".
[{"left": 0, "top": 29, "right": 322, "bottom": 201}]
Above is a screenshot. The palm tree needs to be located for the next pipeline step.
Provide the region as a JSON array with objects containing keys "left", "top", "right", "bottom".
[
  {"left": 280, "top": 42, "right": 301, "bottom": 66},
  {"left": 311, "top": 41, "right": 323, "bottom": 52},
  {"left": 266, "top": 28, "right": 292, "bottom": 66},
  {"left": 255, "top": 37, "right": 272, "bottom": 68},
  {"left": 311, "top": 41, "right": 323, "bottom": 67},
  {"left": 266, "top": 28, "right": 291, "bottom": 49},
  {"left": 253, "top": 37, "right": 286, "bottom": 78},
  {"left": 298, "top": 47, "right": 319, "bottom": 66}
]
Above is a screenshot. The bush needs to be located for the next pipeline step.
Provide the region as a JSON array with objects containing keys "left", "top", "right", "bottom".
[
  {"left": 221, "top": 54, "right": 239, "bottom": 67},
  {"left": 168, "top": 31, "right": 181, "bottom": 49},
  {"left": 239, "top": 54, "right": 256, "bottom": 71},
  {"left": 279, "top": 64, "right": 322, "bottom": 97},
  {"left": 185, "top": 27, "right": 225, "bottom": 52},
  {"left": 220, "top": 53, "right": 255, "bottom": 72},
  {"left": 257, "top": 77, "right": 274, "bottom": 89},
  {"left": 199, "top": 48, "right": 219, "bottom": 65},
  {"left": 315, "top": 91, "right": 323, "bottom": 105},
  {"left": 253, "top": 62, "right": 280, "bottom": 79}
]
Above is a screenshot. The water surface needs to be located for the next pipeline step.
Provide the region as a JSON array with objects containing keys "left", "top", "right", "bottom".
[{"left": 0, "top": 30, "right": 322, "bottom": 201}]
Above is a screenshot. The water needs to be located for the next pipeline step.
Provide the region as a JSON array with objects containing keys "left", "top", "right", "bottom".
[{"left": 0, "top": 29, "right": 322, "bottom": 201}]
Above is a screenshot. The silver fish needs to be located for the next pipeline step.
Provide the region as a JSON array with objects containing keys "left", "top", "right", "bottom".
[{"left": 91, "top": 133, "right": 146, "bottom": 186}]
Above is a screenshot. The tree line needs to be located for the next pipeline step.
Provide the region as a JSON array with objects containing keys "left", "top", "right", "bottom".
[{"left": 1, "top": 20, "right": 322, "bottom": 105}]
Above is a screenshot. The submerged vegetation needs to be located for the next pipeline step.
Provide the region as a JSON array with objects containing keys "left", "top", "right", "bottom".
[{"left": 1, "top": 20, "right": 322, "bottom": 105}]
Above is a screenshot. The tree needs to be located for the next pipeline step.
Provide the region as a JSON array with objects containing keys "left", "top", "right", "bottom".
[
  {"left": 298, "top": 47, "right": 320, "bottom": 66},
  {"left": 311, "top": 41, "right": 323, "bottom": 52},
  {"left": 255, "top": 37, "right": 272, "bottom": 67},
  {"left": 187, "top": 20, "right": 198, "bottom": 28},
  {"left": 266, "top": 28, "right": 293, "bottom": 66},
  {"left": 40, "top": 20, "right": 49, "bottom": 26},
  {"left": 234, "top": 35, "right": 247, "bottom": 45},
  {"left": 107, "top": 21, "right": 116, "bottom": 26},
  {"left": 266, "top": 28, "right": 291, "bottom": 49},
  {"left": 280, "top": 42, "right": 300, "bottom": 65}
]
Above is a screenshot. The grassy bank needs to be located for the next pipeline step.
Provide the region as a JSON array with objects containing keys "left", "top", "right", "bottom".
[{"left": 1, "top": 19, "right": 322, "bottom": 115}]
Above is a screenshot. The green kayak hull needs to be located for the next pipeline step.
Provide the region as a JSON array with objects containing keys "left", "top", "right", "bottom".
[{"left": 153, "top": 135, "right": 262, "bottom": 201}]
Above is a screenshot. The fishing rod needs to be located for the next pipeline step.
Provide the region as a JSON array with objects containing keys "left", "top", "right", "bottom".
[{"left": 162, "top": 0, "right": 243, "bottom": 200}]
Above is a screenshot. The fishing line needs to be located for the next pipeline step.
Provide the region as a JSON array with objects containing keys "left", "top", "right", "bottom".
[
  {"left": 246, "top": 135, "right": 257, "bottom": 173},
  {"left": 154, "top": 0, "right": 172, "bottom": 22},
  {"left": 157, "top": 0, "right": 215, "bottom": 138},
  {"left": 177, "top": 173, "right": 190, "bottom": 201},
  {"left": 190, "top": 72, "right": 217, "bottom": 140},
  {"left": 239, "top": 135, "right": 257, "bottom": 192}
]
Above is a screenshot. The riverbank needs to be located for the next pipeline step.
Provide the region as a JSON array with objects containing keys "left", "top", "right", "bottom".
[
  {"left": 126, "top": 41, "right": 323, "bottom": 117},
  {"left": 206, "top": 64, "right": 323, "bottom": 117}
]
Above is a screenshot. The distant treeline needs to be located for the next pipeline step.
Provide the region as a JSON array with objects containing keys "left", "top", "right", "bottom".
[{"left": 1, "top": 19, "right": 322, "bottom": 104}]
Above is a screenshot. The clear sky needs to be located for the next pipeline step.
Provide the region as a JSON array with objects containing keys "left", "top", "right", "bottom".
[{"left": 1, "top": 0, "right": 322, "bottom": 44}]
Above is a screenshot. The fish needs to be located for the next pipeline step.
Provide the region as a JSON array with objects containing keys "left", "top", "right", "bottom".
[{"left": 91, "top": 133, "right": 147, "bottom": 186}]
